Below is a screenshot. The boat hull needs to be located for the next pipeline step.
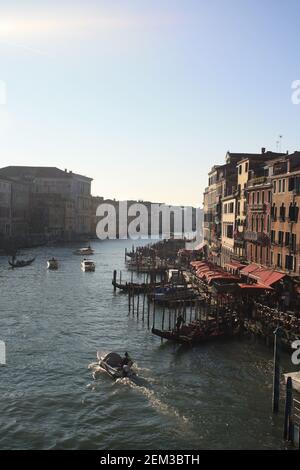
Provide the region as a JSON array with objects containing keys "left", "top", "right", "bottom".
[{"left": 151, "top": 326, "right": 240, "bottom": 345}]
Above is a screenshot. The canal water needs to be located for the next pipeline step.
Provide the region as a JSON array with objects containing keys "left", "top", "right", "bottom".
[{"left": 0, "top": 239, "right": 293, "bottom": 449}]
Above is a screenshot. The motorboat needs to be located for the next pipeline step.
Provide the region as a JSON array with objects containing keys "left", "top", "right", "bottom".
[
  {"left": 81, "top": 259, "right": 96, "bottom": 272},
  {"left": 9, "top": 257, "right": 35, "bottom": 268},
  {"left": 47, "top": 258, "right": 58, "bottom": 270},
  {"left": 74, "top": 245, "right": 94, "bottom": 255},
  {"left": 98, "top": 352, "right": 135, "bottom": 380}
]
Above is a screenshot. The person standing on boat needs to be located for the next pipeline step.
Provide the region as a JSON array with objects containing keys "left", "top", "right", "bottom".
[
  {"left": 176, "top": 314, "right": 185, "bottom": 332},
  {"left": 121, "top": 352, "right": 131, "bottom": 366}
]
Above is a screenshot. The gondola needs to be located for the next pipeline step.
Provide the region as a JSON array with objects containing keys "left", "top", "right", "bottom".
[
  {"left": 112, "top": 280, "right": 162, "bottom": 294},
  {"left": 9, "top": 258, "right": 35, "bottom": 268},
  {"left": 151, "top": 323, "right": 241, "bottom": 345}
]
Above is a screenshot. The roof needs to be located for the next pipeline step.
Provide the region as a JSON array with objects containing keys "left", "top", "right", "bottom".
[
  {"left": 0, "top": 166, "right": 71, "bottom": 179},
  {"left": 240, "top": 264, "right": 286, "bottom": 287},
  {"left": 0, "top": 166, "right": 92, "bottom": 181},
  {"left": 238, "top": 283, "right": 273, "bottom": 291},
  {"left": 227, "top": 151, "right": 286, "bottom": 161},
  {"left": 225, "top": 261, "right": 246, "bottom": 271}
]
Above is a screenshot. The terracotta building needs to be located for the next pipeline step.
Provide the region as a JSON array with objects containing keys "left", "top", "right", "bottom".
[
  {"left": 245, "top": 175, "right": 272, "bottom": 266},
  {"left": 269, "top": 153, "right": 300, "bottom": 276}
]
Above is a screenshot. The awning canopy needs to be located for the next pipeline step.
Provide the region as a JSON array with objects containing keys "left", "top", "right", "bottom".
[
  {"left": 225, "top": 261, "right": 246, "bottom": 271},
  {"left": 240, "top": 264, "right": 286, "bottom": 287}
]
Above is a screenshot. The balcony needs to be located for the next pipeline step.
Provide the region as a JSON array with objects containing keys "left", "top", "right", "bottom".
[
  {"left": 248, "top": 203, "right": 266, "bottom": 213},
  {"left": 244, "top": 231, "right": 270, "bottom": 245}
]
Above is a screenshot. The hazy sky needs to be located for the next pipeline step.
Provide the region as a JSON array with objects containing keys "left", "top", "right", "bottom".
[{"left": 0, "top": 0, "right": 300, "bottom": 206}]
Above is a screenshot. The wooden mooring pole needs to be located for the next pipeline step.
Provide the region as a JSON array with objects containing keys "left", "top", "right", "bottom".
[
  {"left": 272, "top": 326, "right": 281, "bottom": 413},
  {"left": 283, "top": 376, "right": 293, "bottom": 441},
  {"left": 113, "top": 270, "right": 117, "bottom": 292}
]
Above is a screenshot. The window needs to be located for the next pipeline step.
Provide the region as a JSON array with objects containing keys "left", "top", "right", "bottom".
[
  {"left": 271, "top": 251, "right": 274, "bottom": 265},
  {"left": 245, "top": 162, "right": 248, "bottom": 173},
  {"left": 285, "top": 255, "right": 294, "bottom": 271},
  {"left": 271, "top": 230, "right": 275, "bottom": 243},
  {"left": 257, "top": 192, "right": 260, "bottom": 204},
  {"left": 278, "top": 231, "right": 284, "bottom": 246},
  {"left": 292, "top": 234, "right": 297, "bottom": 251},
  {"left": 282, "top": 179, "right": 286, "bottom": 192},
  {"left": 239, "top": 165, "right": 242, "bottom": 175},
  {"left": 252, "top": 193, "right": 255, "bottom": 205},
  {"left": 268, "top": 190, "right": 271, "bottom": 203},
  {"left": 262, "top": 191, "right": 265, "bottom": 204},
  {"left": 285, "top": 232, "right": 290, "bottom": 247},
  {"left": 256, "top": 217, "right": 259, "bottom": 232},
  {"left": 279, "top": 180, "right": 282, "bottom": 193},
  {"left": 273, "top": 181, "right": 277, "bottom": 193},
  {"left": 237, "top": 201, "right": 240, "bottom": 215},
  {"left": 271, "top": 204, "right": 277, "bottom": 221},
  {"left": 226, "top": 224, "right": 233, "bottom": 239},
  {"left": 277, "top": 253, "right": 282, "bottom": 268},
  {"left": 280, "top": 203, "right": 286, "bottom": 222}
]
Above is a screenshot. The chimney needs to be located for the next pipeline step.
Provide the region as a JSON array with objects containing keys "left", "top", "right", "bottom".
[{"left": 261, "top": 147, "right": 266, "bottom": 154}]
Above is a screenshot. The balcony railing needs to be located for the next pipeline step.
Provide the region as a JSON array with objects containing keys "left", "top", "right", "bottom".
[
  {"left": 248, "top": 203, "right": 266, "bottom": 213},
  {"left": 244, "top": 231, "right": 270, "bottom": 244}
]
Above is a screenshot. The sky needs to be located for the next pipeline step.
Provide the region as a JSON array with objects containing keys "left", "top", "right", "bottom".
[{"left": 0, "top": 0, "right": 300, "bottom": 206}]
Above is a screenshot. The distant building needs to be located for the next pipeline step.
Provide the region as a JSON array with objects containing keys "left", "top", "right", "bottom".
[
  {"left": 0, "top": 177, "right": 29, "bottom": 247},
  {"left": 0, "top": 166, "right": 92, "bottom": 243}
]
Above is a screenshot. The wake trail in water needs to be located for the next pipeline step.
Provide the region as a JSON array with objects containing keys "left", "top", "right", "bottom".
[
  {"left": 88, "top": 356, "right": 189, "bottom": 429},
  {"left": 115, "top": 377, "right": 189, "bottom": 427}
]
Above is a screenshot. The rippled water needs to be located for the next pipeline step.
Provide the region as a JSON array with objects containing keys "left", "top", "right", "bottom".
[{"left": 0, "top": 239, "right": 291, "bottom": 449}]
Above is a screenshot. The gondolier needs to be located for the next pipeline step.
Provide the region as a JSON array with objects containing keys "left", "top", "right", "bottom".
[{"left": 176, "top": 313, "right": 185, "bottom": 331}]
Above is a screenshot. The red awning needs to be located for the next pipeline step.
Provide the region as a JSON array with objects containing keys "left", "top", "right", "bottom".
[
  {"left": 240, "top": 264, "right": 286, "bottom": 287},
  {"left": 225, "top": 261, "right": 246, "bottom": 271},
  {"left": 238, "top": 283, "right": 273, "bottom": 291}
]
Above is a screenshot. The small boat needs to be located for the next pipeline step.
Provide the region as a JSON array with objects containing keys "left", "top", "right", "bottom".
[
  {"left": 9, "top": 257, "right": 35, "bottom": 268},
  {"left": 98, "top": 352, "right": 135, "bottom": 380},
  {"left": 152, "top": 322, "right": 241, "bottom": 345},
  {"left": 81, "top": 259, "right": 96, "bottom": 272},
  {"left": 74, "top": 245, "right": 94, "bottom": 255},
  {"left": 47, "top": 258, "right": 58, "bottom": 270},
  {"left": 112, "top": 280, "right": 162, "bottom": 294}
]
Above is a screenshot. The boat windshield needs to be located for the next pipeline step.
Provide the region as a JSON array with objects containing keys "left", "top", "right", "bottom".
[{"left": 104, "top": 352, "right": 122, "bottom": 367}]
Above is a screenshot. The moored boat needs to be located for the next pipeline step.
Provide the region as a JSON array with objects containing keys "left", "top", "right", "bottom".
[
  {"left": 9, "top": 257, "right": 35, "bottom": 268},
  {"left": 152, "top": 322, "right": 241, "bottom": 345},
  {"left": 47, "top": 258, "right": 59, "bottom": 270},
  {"left": 81, "top": 259, "right": 96, "bottom": 272},
  {"left": 74, "top": 245, "right": 94, "bottom": 255}
]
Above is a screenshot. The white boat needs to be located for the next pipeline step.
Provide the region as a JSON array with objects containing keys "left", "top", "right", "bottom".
[
  {"left": 97, "top": 352, "right": 135, "bottom": 380},
  {"left": 47, "top": 258, "right": 58, "bottom": 270},
  {"left": 81, "top": 259, "right": 96, "bottom": 272},
  {"left": 74, "top": 246, "right": 94, "bottom": 255}
]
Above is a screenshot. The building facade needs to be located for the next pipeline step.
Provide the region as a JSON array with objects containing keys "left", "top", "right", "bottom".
[
  {"left": 269, "top": 153, "right": 300, "bottom": 276},
  {"left": 221, "top": 194, "right": 236, "bottom": 265},
  {"left": 0, "top": 166, "right": 93, "bottom": 242}
]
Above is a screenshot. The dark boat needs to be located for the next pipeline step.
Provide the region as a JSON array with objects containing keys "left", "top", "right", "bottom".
[
  {"left": 9, "top": 258, "right": 35, "bottom": 268},
  {"left": 112, "top": 280, "right": 162, "bottom": 294},
  {"left": 98, "top": 352, "right": 135, "bottom": 380},
  {"left": 152, "top": 322, "right": 240, "bottom": 345}
]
